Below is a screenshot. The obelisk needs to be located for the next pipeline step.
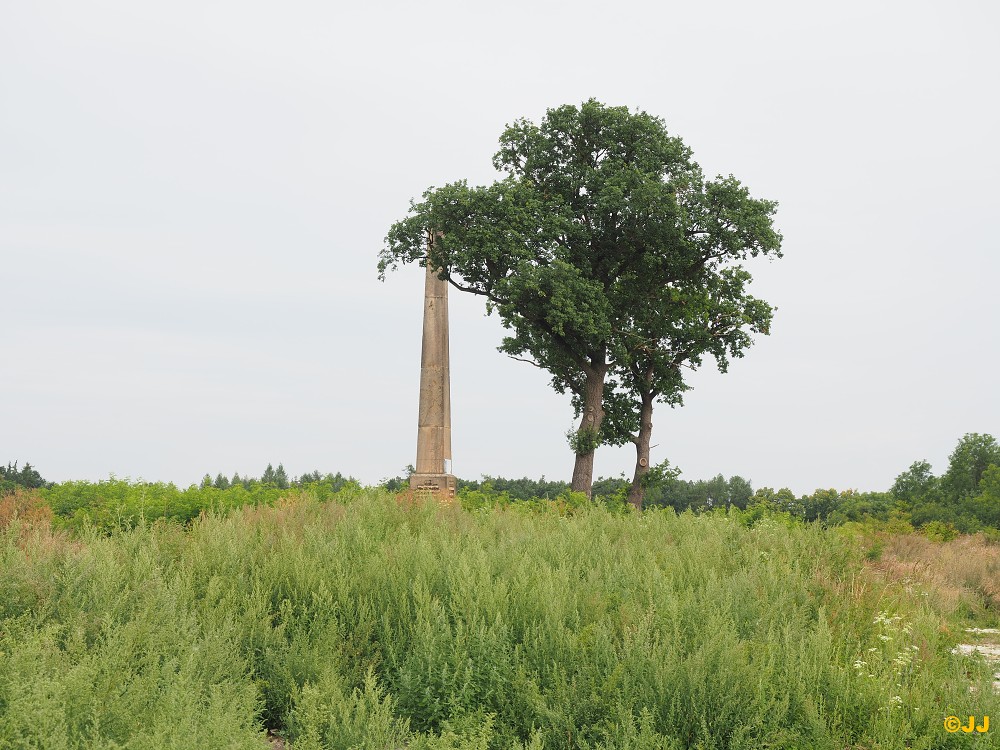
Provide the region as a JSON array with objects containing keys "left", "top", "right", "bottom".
[{"left": 409, "top": 231, "right": 457, "bottom": 496}]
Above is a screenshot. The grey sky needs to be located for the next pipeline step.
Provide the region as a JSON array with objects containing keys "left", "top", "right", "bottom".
[{"left": 2, "top": 0, "right": 997, "bottom": 494}]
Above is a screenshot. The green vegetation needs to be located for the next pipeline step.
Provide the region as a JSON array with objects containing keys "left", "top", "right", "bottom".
[
  {"left": 6, "top": 431, "right": 1000, "bottom": 537},
  {"left": 2, "top": 487, "right": 998, "bottom": 749},
  {"left": 381, "top": 99, "right": 781, "bottom": 501},
  {"left": 447, "top": 432, "right": 1000, "bottom": 539},
  {"left": 0, "top": 462, "right": 48, "bottom": 494},
  {"left": 0, "top": 465, "right": 358, "bottom": 531},
  {"left": 2, "top": 432, "right": 998, "bottom": 747}
]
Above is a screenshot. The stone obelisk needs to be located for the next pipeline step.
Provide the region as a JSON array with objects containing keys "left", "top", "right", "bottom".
[{"left": 410, "top": 231, "right": 456, "bottom": 496}]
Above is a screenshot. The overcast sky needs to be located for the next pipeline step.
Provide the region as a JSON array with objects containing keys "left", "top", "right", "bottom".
[{"left": 2, "top": 0, "right": 997, "bottom": 494}]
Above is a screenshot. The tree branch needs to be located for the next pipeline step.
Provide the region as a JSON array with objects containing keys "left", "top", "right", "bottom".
[
  {"left": 446, "top": 277, "right": 502, "bottom": 305},
  {"left": 448, "top": 272, "right": 595, "bottom": 377},
  {"left": 507, "top": 355, "right": 545, "bottom": 369}
]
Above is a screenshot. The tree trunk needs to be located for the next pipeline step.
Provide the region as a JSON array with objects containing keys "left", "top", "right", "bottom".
[
  {"left": 626, "top": 391, "right": 655, "bottom": 510},
  {"left": 570, "top": 364, "right": 607, "bottom": 497}
]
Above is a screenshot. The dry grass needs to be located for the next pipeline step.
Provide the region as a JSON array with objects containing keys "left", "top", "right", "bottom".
[
  {"left": 869, "top": 532, "right": 1000, "bottom": 622},
  {"left": 0, "top": 488, "right": 53, "bottom": 531},
  {"left": 0, "top": 488, "right": 82, "bottom": 559}
]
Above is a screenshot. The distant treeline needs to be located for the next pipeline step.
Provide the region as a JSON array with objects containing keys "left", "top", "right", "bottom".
[
  {"left": 0, "top": 462, "right": 48, "bottom": 493},
  {"left": 393, "top": 433, "right": 1000, "bottom": 537},
  {"left": 0, "top": 462, "right": 362, "bottom": 530},
  {"left": 3, "top": 433, "right": 998, "bottom": 536},
  {"left": 195, "top": 464, "right": 357, "bottom": 493}
]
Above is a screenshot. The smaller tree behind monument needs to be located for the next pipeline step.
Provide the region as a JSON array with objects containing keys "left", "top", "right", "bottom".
[
  {"left": 611, "top": 260, "right": 778, "bottom": 508},
  {"left": 380, "top": 100, "right": 781, "bottom": 497}
]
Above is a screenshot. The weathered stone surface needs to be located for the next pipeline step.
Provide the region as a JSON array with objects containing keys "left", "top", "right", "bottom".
[
  {"left": 411, "top": 234, "right": 455, "bottom": 496},
  {"left": 955, "top": 630, "right": 1000, "bottom": 693},
  {"left": 409, "top": 473, "right": 457, "bottom": 495}
]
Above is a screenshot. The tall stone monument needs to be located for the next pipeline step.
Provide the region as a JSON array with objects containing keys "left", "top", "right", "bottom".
[{"left": 410, "top": 231, "right": 457, "bottom": 496}]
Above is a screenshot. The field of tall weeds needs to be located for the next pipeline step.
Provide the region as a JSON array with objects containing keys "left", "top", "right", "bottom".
[
  {"left": 1, "top": 489, "right": 998, "bottom": 749},
  {"left": 868, "top": 531, "right": 1000, "bottom": 624}
]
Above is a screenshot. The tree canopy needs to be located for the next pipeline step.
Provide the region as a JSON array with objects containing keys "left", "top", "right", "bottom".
[
  {"left": 0, "top": 461, "right": 48, "bottom": 493},
  {"left": 380, "top": 100, "right": 781, "bottom": 498},
  {"left": 942, "top": 432, "right": 1000, "bottom": 499},
  {"left": 888, "top": 433, "right": 1000, "bottom": 533}
]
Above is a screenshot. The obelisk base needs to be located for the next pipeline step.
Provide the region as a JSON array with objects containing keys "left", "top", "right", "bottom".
[{"left": 409, "top": 473, "right": 457, "bottom": 497}]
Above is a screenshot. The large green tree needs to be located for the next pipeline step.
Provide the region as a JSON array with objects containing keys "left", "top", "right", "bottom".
[
  {"left": 380, "top": 100, "right": 781, "bottom": 496},
  {"left": 942, "top": 433, "right": 1000, "bottom": 500}
]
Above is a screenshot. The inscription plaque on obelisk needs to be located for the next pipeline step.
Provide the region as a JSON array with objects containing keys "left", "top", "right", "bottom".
[{"left": 410, "top": 231, "right": 457, "bottom": 496}]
